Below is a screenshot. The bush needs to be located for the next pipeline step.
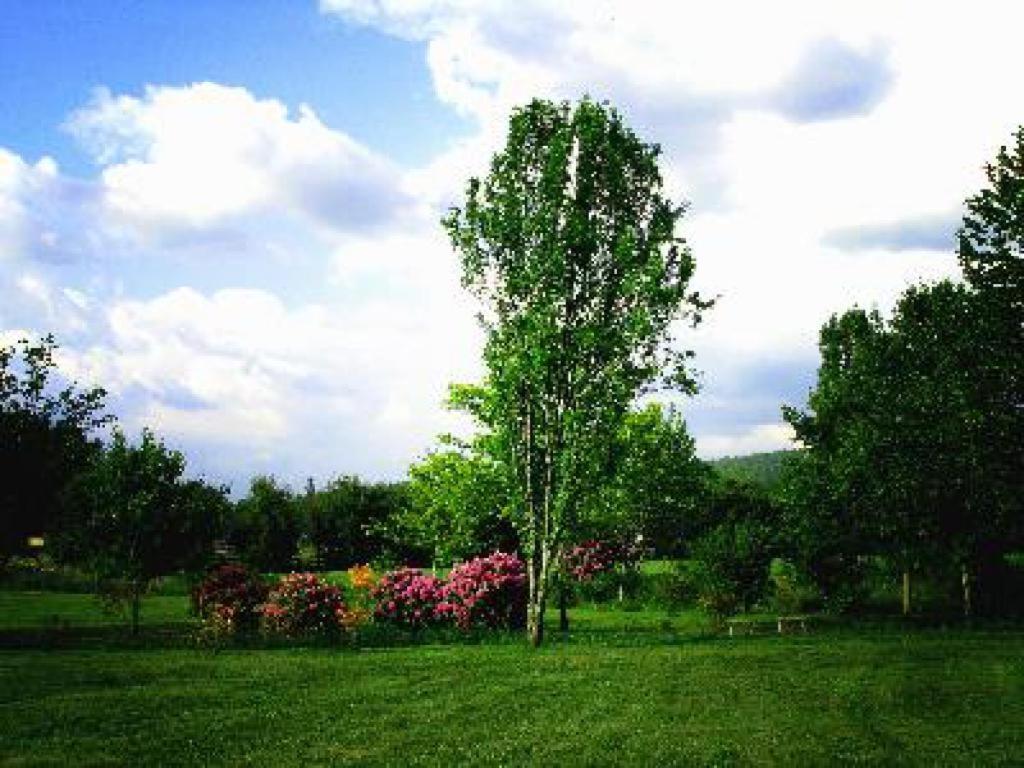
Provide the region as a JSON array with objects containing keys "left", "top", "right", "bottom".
[
  {"left": 565, "top": 539, "right": 643, "bottom": 605},
  {"left": 690, "top": 518, "right": 774, "bottom": 614},
  {"left": 768, "top": 558, "right": 818, "bottom": 614},
  {"left": 261, "top": 572, "right": 346, "bottom": 636},
  {"left": 437, "top": 552, "right": 526, "bottom": 630},
  {"left": 191, "top": 564, "right": 269, "bottom": 636},
  {"left": 565, "top": 539, "right": 640, "bottom": 581},
  {"left": 686, "top": 559, "right": 740, "bottom": 621},
  {"left": 339, "top": 564, "right": 377, "bottom": 630},
  {"left": 371, "top": 567, "right": 446, "bottom": 629}
]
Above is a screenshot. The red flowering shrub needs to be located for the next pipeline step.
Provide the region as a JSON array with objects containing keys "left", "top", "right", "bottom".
[
  {"left": 438, "top": 551, "right": 526, "bottom": 630},
  {"left": 191, "top": 564, "right": 269, "bottom": 635},
  {"left": 261, "top": 572, "right": 346, "bottom": 636},
  {"left": 371, "top": 567, "right": 445, "bottom": 629}
]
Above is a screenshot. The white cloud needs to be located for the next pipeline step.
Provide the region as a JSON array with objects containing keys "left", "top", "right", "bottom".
[
  {"left": 697, "top": 423, "right": 798, "bottom": 460},
  {"left": 54, "top": 258, "right": 482, "bottom": 487},
  {"left": 322, "top": 0, "right": 1024, "bottom": 460},
  {"left": 66, "top": 82, "right": 419, "bottom": 242},
  {"left": 8, "top": 1, "right": 1024, "bottom": 489}
]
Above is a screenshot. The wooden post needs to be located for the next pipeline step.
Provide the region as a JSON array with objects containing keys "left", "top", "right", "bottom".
[
  {"left": 902, "top": 569, "right": 911, "bottom": 616},
  {"left": 962, "top": 564, "right": 972, "bottom": 619}
]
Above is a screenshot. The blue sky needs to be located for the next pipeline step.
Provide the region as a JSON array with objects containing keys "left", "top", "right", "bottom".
[
  {"left": 0, "top": 1, "right": 467, "bottom": 171},
  {"left": 2, "top": 1, "right": 1022, "bottom": 492}
]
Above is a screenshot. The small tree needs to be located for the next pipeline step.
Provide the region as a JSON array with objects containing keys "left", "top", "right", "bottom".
[
  {"left": 690, "top": 478, "right": 780, "bottom": 616},
  {"left": 228, "top": 476, "right": 300, "bottom": 573},
  {"left": 444, "top": 97, "right": 711, "bottom": 645},
  {"left": 0, "top": 334, "right": 112, "bottom": 559},
  {"left": 55, "top": 429, "right": 224, "bottom": 634},
  {"left": 592, "top": 403, "right": 709, "bottom": 557},
  {"left": 403, "top": 447, "right": 517, "bottom": 568}
]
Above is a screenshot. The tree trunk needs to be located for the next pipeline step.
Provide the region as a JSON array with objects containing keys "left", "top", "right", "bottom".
[
  {"left": 902, "top": 569, "right": 912, "bottom": 616},
  {"left": 961, "top": 563, "right": 973, "bottom": 619},
  {"left": 559, "top": 578, "right": 569, "bottom": 635},
  {"left": 527, "top": 547, "right": 550, "bottom": 647},
  {"left": 527, "top": 580, "right": 546, "bottom": 647},
  {"left": 130, "top": 586, "right": 141, "bottom": 636}
]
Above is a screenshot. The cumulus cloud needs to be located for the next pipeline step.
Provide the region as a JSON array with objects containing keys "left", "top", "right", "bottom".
[
  {"left": 7, "top": 2, "right": 1024, "bottom": 487},
  {"left": 697, "top": 423, "right": 798, "bottom": 460},
  {"left": 53, "top": 236, "right": 482, "bottom": 487},
  {"left": 0, "top": 149, "right": 102, "bottom": 264},
  {"left": 320, "top": 1, "right": 1024, "bottom": 462},
  {"left": 66, "top": 82, "right": 419, "bottom": 241}
]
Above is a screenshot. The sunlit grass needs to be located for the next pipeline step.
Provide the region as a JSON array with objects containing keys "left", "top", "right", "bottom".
[{"left": 1, "top": 591, "right": 1023, "bottom": 765}]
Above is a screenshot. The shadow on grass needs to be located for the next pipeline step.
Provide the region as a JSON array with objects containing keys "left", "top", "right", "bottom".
[{"left": 5, "top": 611, "right": 1023, "bottom": 655}]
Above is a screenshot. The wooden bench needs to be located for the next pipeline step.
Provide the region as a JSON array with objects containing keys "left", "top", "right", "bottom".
[{"left": 726, "top": 615, "right": 810, "bottom": 636}]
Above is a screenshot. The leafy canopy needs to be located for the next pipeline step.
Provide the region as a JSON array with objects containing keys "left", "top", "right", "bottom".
[{"left": 444, "top": 97, "right": 710, "bottom": 642}]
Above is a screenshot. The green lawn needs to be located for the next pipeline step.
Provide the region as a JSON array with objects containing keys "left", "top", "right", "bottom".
[
  {"left": 0, "top": 591, "right": 193, "bottom": 630},
  {"left": 1, "top": 592, "right": 1023, "bottom": 766}
]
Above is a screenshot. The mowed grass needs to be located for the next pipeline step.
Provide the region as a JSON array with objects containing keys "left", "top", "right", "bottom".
[
  {"left": 0, "top": 590, "right": 193, "bottom": 630},
  {"left": 1, "top": 592, "right": 1023, "bottom": 766}
]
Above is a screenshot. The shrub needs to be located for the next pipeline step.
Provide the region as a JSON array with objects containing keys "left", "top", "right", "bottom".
[
  {"left": 371, "top": 567, "right": 445, "bottom": 629},
  {"left": 768, "top": 558, "right": 818, "bottom": 614},
  {"left": 565, "top": 539, "right": 640, "bottom": 582},
  {"left": 340, "top": 564, "right": 377, "bottom": 630},
  {"left": 687, "top": 559, "right": 740, "bottom": 621},
  {"left": 689, "top": 518, "right": 774, "bottom": 614},
  {"left": 191, "top": 564, "right": 269, "bottom": 636},
  {"left": 261, "top": 572, "right": 346, "bottom": 636},
  {"left": 564, "top": 539, "right": 643, "bottom": 604},
  {"left": 438, "top": 551, "right": 526, "bottom": 630}
]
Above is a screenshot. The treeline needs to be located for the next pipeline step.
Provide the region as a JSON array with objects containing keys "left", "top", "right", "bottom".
[
  {"left": 709, "top": 451, "right": 791, "bottom": 493},
  {"left": 225, "top": 475, "right": 419, "bottom": 572}
]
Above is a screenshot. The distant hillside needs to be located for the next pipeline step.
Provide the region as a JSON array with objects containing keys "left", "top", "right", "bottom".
[{"left": 708, "top": 450, "right": 795, "bottom": 491}]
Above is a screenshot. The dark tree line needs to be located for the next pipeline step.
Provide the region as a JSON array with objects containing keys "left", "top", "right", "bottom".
[{"left": 224, "top": 474, "right": 417, "bottom": 573}]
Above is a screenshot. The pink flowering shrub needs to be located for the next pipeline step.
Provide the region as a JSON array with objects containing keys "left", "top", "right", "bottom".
[
  {"left": 191, "top": 564, "right": 269, "bottom": 635},
  {"left": 261, "top": 572, "right": 346, "bottom": 636},
  {"left": 438, "top": 551, "right": 526, "bottom": 630},
  {"left": 565, "top": 539, "right": 641, "bottom": 581},
  {"left": 373, "top": 553, "right": 527, "bottom": 631},
  {"left": 371, "top": 567, "right": 445, "bottom": 629}
]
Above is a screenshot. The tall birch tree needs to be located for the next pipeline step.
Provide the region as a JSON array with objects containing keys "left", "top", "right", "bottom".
[{"left": 444, "top": 98, "right": 710, "bottom": 645}]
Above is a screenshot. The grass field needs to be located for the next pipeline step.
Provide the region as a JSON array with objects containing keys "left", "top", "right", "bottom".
[{"left": 1, "top": 591, "right": 1023, "bottom": 766}]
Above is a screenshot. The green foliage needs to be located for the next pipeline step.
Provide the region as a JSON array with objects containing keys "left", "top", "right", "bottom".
[
  {"left": 958, "top": 125, "right": 1024, "bottom": 318},
  {"left": 0, "top": 334, "right": 112, "bottom": 558},
  {"left": 444, "top": 97, "right": 710, "bottom": 642},
  {"left": 228, "top": 476, "right": 300, "bottom": 573},
  {"left": 767, "top": 558, "right": 818, "bottom": 614},
  {"left": 710, "top": 450, "right": 792, "bottom": 494},
  {"left": 688, "top": 478, "right": 781, "bottom": 615},
  {"left": 403, "top": 448, "right": 517, "bottom": 566},
  {"left": 587, "top": 403, "right": 709, "bottom": 557},
  {"left": 783, "top": 277, "right": 1022, "bottom": 613},
  {"left": 52, "top": 429, "right": 225, "bottom": 632},
  {"left": 297, "top": 476, "right": 417, "bottom": 570}
]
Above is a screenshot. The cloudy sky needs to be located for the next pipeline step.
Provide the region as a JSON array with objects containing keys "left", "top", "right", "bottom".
[{"left": 3, "top": 1, "right": 1022, "bottom": 491}]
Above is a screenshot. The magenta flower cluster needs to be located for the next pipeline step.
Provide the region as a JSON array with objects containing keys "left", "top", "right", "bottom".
[
  {"left": 373, "top": 551, "right": 526, "bottom": 631},
  {"left": 191, "top": 563, "right": 269, "bottom": 633},
  {"left": 437, "top": 551, "right": 526, "bottom": 630},
  {"left": 371, "top": 567, "right": 446, "bottom": 629},
  {"left": 565, "top": 539, "right": 641, "bottom": 582},
  {"left": 262, "top": 572, "right": 347, "bottom": 635}
]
